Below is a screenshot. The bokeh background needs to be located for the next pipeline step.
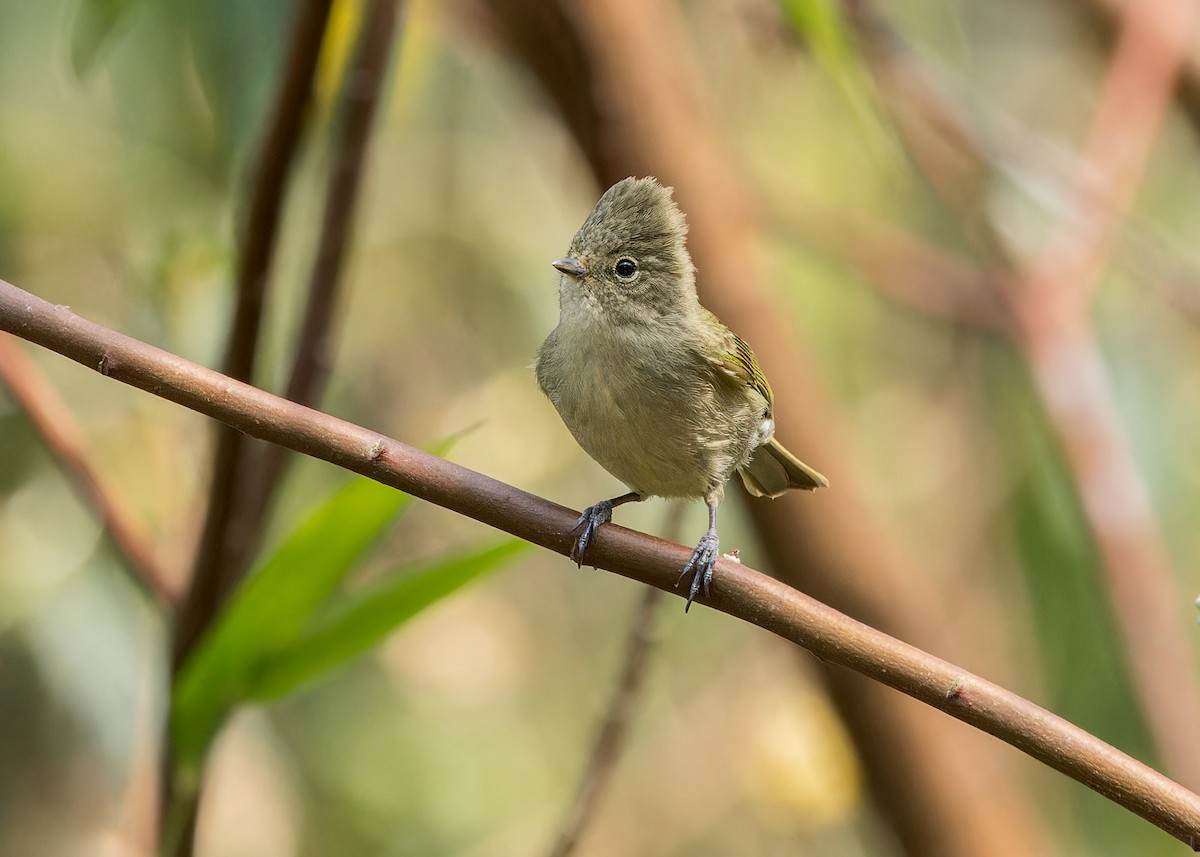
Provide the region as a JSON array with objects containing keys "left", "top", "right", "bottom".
[{"left": 1, "top": 0, "right": 1200, "bottom": 855}]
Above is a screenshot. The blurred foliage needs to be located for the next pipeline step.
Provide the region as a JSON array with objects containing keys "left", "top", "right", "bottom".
[
  {"left": 173, "top": 476, "right": 410, "bottom": 770},
  {"left": 69, "top": 0, "right": 142, "bottom": 77},
  {"left": 247, "top": 538, "right": 528, "bottom": 701},
  {"left": 776, "top": 0, "right": 895, "bottom": 162},
  {"left": 1, "top": 0, "right": 1199, "bottom": 855}
]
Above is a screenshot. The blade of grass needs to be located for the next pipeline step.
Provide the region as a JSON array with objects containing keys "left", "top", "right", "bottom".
[
  {"left": 171, "top": 476, "right": 409, "bottom": 767},
  {"left": 247, "top": 539, "right": 528, "bottom": 699},
  {"left": 70, "top": 0, "right": 143, "bottom": 77},
  {"left": 778, "top": 0, "right": 896, "bottom": 163},
  {"left": 172, "top": 432, "right": 465, "bottom": 767}
]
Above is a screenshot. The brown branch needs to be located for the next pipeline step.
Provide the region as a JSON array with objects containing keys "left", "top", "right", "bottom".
[
  {"left": 547, "top": 586, "right": 662, "bottom": 857},
  {"left": 175, "top": 0, "right": 335, "bottom": 668},
  {"left": 1118, "top": 227, "right": 1200, "bottom": 326},
  {"left": 1070, "top": 0, "right": 1200, "bottom": 145},
  {"left": 284, "top": 0, "right": 397, "bottom": 425},
  {"left": 472, "top": 0, "right": 621, "bottom": 181},
  {"left": 218, "top": 0, "right": 400, "bottom": 611},
  {"left": 769, "top": 200, "right": 1011, "bottom": 331},
  {"left": 847, "top": 0, "right": 1200, "bottom": 789},
  {"left": 3, "top": 278, "right": 1200, "bottom": 849},
  {"left": 842, "top": 0, "right": 1017, "bottom": 268},
  {"left": 545, "top": 506, "right": 677, "bottom": 857},
  {"left": 0, "top": 334, "right": 175, "bottom": 603},
  {"left": 1019, "top": 0, "right": 1196, "bottom": 313}
]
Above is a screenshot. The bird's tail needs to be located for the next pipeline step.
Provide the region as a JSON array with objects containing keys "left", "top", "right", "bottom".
[{"left": 738, "top": 438, "right": 828, "bottom": 498}]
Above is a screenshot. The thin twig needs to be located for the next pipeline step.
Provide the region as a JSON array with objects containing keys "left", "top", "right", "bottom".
[
  {"left": 545, "top": 506, "right": 678, "bottom": 857},
  {"left": 546, "top": 587, "right": 662, "bottom": 857},
  {"left": 220, "top": 0, "right": 401, "bottom": 607},
  {"left": 0, "top": 334, "right": 174, "bottom": 602},
  {"left": 3, "top": 278, "right": 1200, "bottom": 847},
  {"left": 175, "top": 0, "right": 335, "bottom": 668}
]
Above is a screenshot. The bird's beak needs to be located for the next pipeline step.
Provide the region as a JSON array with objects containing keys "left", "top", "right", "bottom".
[{"left": 551, "top": 257, "right": 588, "bottom": 278}]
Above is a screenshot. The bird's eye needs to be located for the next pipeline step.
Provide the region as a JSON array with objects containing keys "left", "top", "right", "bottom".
[{"left": 614, "top": 258, "right": 638, "bottom": 281}]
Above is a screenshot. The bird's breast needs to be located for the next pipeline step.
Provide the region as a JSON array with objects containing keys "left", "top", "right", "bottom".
[{"left": 538, "top": 318, "right": 762, "bottom": 498}]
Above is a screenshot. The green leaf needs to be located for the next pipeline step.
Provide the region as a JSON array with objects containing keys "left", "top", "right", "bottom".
[
  {"left": 247, "top": 540, "right": 528, "bottom": 699},
  {"left": 70, "top": 0, "right": 143, "bottom": 77},
  {"left": 185, "top": 0, "right": 301, "bottom": 167},
  {"left": 780, "top": 0, "right": 855, "bottom": 74},
  {"left": 171, "top": 476, "right": 410, "bottom": 768}
]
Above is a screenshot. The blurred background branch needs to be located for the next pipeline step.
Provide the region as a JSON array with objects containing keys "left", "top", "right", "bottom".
[
  {"left": 0, "top": 336, "right": 173, "bottom": 602},
  {"left": 545, "top": 577, "right": 664, "bottom": 857},
  {"left": 164, "top": 4, "right": 399, "bottom": 854},
  {"left": 845, "top": 0, "right": 1200, "bottom": 791},
  {"left": 767, "top": 199, "right": 1010, "bottom": 331},
  {"left": 174, "top": 0, "right": 336, "bottom": 669},
  {"left": 239, "top": 0, "right": 401, "bottom": 560}
]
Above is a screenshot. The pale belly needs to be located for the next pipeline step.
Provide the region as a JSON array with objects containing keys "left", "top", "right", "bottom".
[{"left": 539, "top": 330, "right": 765, "bottom": 498}]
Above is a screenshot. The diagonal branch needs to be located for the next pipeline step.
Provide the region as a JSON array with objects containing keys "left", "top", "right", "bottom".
[
  {"left": 1071, "top": 0, "right": 1200, "bottom": 146},
  {"left": 0, "top": 334, "right": 175, "bottom": 602},
  {"left": 3, "top": 276, "right": 1200, "bottom": 848}
]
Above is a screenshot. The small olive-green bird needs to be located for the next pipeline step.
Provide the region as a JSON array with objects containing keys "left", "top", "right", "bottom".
[{"left": 536, "top": 177, "right": 827, "bottom": 610}]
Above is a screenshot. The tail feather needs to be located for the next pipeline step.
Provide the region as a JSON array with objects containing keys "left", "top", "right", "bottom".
[{"left": 738, "top": 438, "right": 828, "bottom": 499}]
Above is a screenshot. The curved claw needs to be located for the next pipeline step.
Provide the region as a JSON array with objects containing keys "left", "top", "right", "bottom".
[
  {"left": 677, "top": 531, "right": 719, "bottom": 612},
  {"left": 571, "top": 500, "right": 614, "bottom": 567}
]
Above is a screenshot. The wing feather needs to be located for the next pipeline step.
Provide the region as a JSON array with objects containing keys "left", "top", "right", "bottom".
[{"left": 706, "top": 325, "right": 773, "bottom": 413}]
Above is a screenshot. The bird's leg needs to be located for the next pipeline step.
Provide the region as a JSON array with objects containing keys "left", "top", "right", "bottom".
[
  {"left": 678, "top": 491, "right": 721, "bottom": 612},
  {"left": 571, "top": 491, "right": 643, "bottom": 567}
]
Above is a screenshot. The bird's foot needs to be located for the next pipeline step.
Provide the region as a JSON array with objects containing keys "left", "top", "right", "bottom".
[
  {"left": 677, "top": 530, "right": 719, "bottom": 612},
  {"left": 570, "top": 500, "right": 616, "bottom": 567}
]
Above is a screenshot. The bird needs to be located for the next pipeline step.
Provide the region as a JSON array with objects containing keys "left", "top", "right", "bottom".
[{"left": 535, "top": 176, "right": 827, "bottom": 610}]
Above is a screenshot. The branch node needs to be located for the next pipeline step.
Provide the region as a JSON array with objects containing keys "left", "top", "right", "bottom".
[
  {"left": 945, "top": 676, "right": 967, "bottom": 702},
  {"left": 98, "top": 351, "right": 114, "bottom": 376},
  {"left": 368, "top": 438, "right": 388, "bottom": 461}
]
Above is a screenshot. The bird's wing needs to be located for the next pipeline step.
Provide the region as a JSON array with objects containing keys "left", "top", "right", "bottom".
[{"left": 704, "top": 319, "right": 774, "bottom": 412}]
